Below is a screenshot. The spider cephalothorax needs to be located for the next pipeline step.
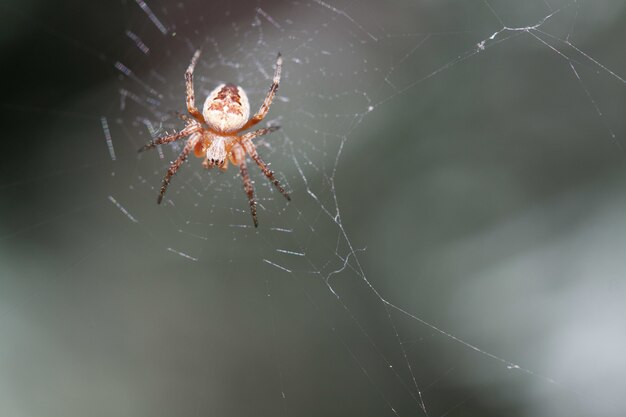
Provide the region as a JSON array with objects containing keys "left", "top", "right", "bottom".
[{"left": 138, "top": 50, "right": 289, "bottom": 227}]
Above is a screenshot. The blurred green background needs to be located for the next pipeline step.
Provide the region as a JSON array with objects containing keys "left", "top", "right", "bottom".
[{"left": 1, "top": 0, "right": 625, "bottom": 416}]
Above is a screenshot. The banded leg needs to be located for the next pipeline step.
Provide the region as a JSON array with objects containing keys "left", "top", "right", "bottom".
[
  {"left": 138, "top": 124, "right": 200, "bottom": 153},
  {"left": 241, "top": 137, "right": 290, "bottom": 201},
  {"left": 240, "top": 126, "right": 280, "bottom": 140},
  {"left": 174, "top": 110, "right": 193, "bottom": 123},
  {"left": 157, "top": 137, "right": 197, "bottom": 204},
  {"left": 241, "top": 53, "right": 282, "bottom": 131},
  {"left": 185, "top": 49, "right": 206, "bottom": 125},
  {"left": 239, "top": 159, "right": 258, "bottom": 227}
]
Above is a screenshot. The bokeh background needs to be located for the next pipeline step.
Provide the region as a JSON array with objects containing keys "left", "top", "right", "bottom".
[{"left": 1, "top": 0, "right": 625, "bottom": 416}]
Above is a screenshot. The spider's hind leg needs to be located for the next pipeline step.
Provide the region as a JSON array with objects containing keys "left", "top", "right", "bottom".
[
  {"left": 185, "top": 49, "right": 207, "bottom": 125},
  {"left": 240, "top": 53, "right": 282, "bottom": 131}
]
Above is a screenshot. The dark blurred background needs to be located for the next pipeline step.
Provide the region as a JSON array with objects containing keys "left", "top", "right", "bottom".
[{"left": 1, "top": 0, "right": 625, "bottom": 416}]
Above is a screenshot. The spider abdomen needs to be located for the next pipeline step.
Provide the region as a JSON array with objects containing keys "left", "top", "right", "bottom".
[{"left": 203, "top": 83, "right": 250, "bottom": 133}]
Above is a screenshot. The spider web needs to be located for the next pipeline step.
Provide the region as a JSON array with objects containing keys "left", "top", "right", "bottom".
[{"left": 1, "top": 0, "right": 625, "bottom": 416}]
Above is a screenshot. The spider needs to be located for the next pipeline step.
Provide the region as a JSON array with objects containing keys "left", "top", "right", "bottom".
[{"left": 138, "top": 50, "right": 290, "bottom": 227}]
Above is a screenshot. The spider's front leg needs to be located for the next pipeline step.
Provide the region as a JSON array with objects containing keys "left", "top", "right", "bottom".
[
  {"left": 157, "top": 134, "right": 201, "bottom": 204},
  {"left": 138, "top": 124, "right": 201, "bottom": 153},
  {"left": 232, "top": 144, "right": 258, "bottom": 227},
  {"left": 240, "top": 128, "right": 290, "bottom": 202}
]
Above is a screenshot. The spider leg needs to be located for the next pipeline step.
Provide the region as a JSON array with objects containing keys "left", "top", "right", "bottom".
[
  {"left": 138, "top": 124, "right": 200, "bottom": 153},
  {"left": 241, "top": 53, "right": 282, "bottom": 131},
  {"left": 173, "top": 110, "right": 193, "bottom": 123},
  {"left": 157, "top": 137, "right": 198, "bottom": 204},
  {"left": 240, "top": 126, "right": 280, "bottom": 139},
  {"left": 238, "top": 159, "right": 258, "bottom": 227},
  {"left": 240, "top": 135, "right": 290, "bottom": 202},
  {"left": 185, "top": 49, "right": 207, "bottom": 125}
]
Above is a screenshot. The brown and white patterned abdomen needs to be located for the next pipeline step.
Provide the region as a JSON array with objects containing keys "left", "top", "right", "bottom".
[{"left": 202, "top": 83, "right": 250, "bottom": 133}]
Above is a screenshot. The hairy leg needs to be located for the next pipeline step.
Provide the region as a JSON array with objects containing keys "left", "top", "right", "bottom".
[
  {"left": 138, "top": 124, "right": 201, "bottom": 152},
  {"left": 239, "top": 159, "right": 258, "bottom": 227},
  {"left": 241, "top": 53, "right": 282, "bottom": 131},
  {"left": 157, "top": 137, "right": 198, "bottom": 204},
  {"left": 241, "top": 136, "right": 290, "bottom": 201},
  {"left": 239, "top": 126, "right": 280, "bottom": 141},
  {"left": 185, "top": 49, "right": 207, "bottom": 125}
]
